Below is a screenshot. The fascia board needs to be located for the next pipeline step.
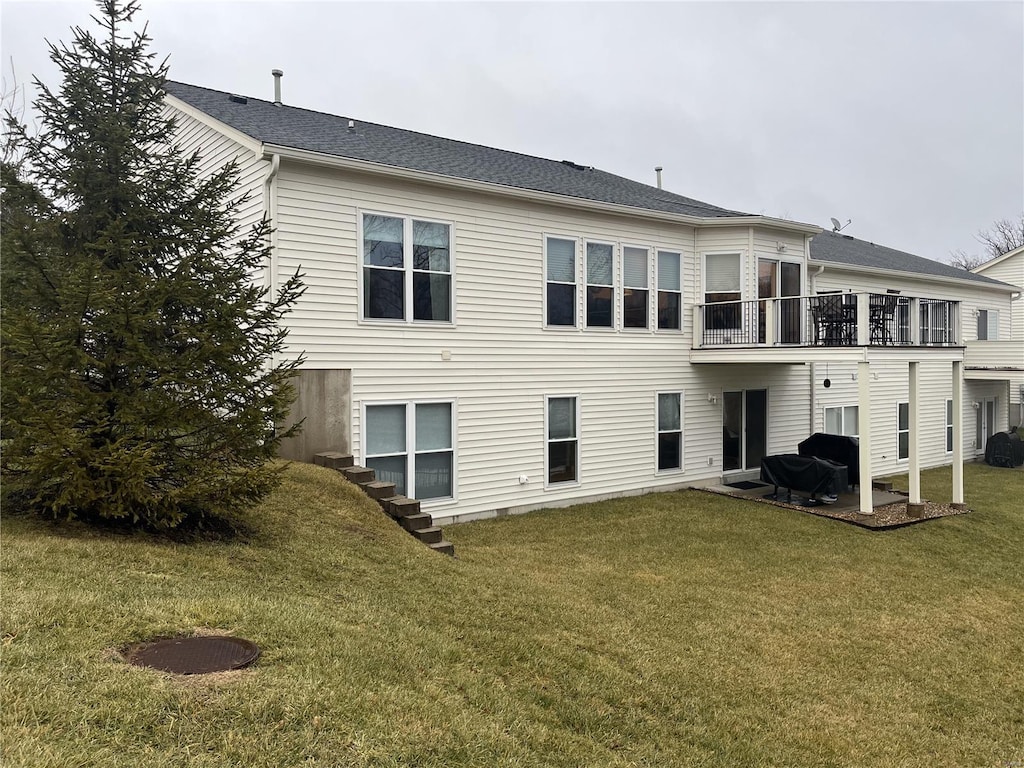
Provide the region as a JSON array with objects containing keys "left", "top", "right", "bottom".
[
  {"left": 263, "top": 142, "right": 821, "bottom": 235},
  {"left": 809, "top": 258, "right": 1019, "bottom": 294},
  {"left": 164, "top": 94, "right": 263, "bottom": 157}
]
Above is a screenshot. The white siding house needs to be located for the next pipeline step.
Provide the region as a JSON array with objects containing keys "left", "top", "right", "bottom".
[
  {"left": 970, "top": 245, "right": 1024, "bottom": 430},
  {"left": 164, "top": 80, "right": 1019, "bottom": 522}
]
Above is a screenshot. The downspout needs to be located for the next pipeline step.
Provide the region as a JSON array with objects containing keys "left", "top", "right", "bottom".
[{"left": 264, "top": 151, "right": 281, "bottom": 363}]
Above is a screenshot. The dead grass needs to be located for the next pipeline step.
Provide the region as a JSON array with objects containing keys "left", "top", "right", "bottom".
[{"left": 2, "top": 461, "right": 1022, "bottom": 767}]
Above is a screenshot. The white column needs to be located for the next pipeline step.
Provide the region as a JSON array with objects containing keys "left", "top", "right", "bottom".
[
  {"left": 908, "top": 361, "right": 921, "bottom": 504},
  {"left": 952, "top": 360, "right": 965, "bottom": 506},
  {"left": 858, "top": 360, "right": 873, "bottom": 514},
  {"left": 857, "top": 293, "right": 870, "bottom": 346}
]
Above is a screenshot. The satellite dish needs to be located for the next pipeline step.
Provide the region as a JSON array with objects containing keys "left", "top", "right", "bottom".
[{"left": 830, "top": 217, "right": 841, "bottom": 232}]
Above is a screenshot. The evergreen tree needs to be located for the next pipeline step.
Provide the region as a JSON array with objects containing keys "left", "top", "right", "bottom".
[{"left": 1, "top": 0, "right": 304, "bottom": 529}]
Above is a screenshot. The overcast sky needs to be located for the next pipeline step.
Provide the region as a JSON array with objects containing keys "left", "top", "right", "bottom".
[{"left": 3, "top": 0, "right": 1022, "bottom": 263}]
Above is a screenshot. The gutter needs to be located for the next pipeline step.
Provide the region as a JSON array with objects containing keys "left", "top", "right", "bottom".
[
  {"left": 261, "top": 143, "right": 822, "bottom": 235},
  {"left": 807, "top": 258, "right": 1020, "bottom": 293}
]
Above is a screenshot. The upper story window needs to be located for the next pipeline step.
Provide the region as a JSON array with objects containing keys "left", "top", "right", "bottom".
[
  {"left": 546, "top": 236, "right": 577, "bottom": 327},
  {"left": 362, "top": 213, "right": 452, "bottom": 322},
  {"left": 622, "top": 246, "right": 649, "bottom": 329},
  {"left": 586, "top": 242, "right": 614, "bottom": 328},
  {"left": 657, "top": 251, "right": 681, "bottom": 330},
  {"left": 704, "top": 253, "right": 742, "bottom": 329},
  {"left": 977, "top": 309, "right": 1000, "bottom": 340}
]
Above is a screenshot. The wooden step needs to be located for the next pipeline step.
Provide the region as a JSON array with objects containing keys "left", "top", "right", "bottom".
[
  {"left": 313, "top": 451, "right": 354, "bottom": 470},
  {"left": 400, "top": 512, "right": 433, "bottom": 532},
  {"left": 411, "top": 526, "right": 443, "bottom": 545},
  {"left": 361, "top": 480, "right": 397, "bottom": 501},
  {"left": 340, "top": 466, "right": 375, "bottom": 484},
  {"left": 429, "top": 540, "right": 455, "bottom": 557}
]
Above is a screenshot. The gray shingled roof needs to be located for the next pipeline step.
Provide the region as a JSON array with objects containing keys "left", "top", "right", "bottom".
[
  {"left": 810, "top": 232, "right": 1012, "bottom": 288},
  {"left": 164, "top": 81, "right": 747, "bottom": 219}
]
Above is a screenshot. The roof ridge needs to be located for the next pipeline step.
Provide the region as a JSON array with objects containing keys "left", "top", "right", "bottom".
[{"left": 164, "top": 80, "right": 738, "bottom": 215}]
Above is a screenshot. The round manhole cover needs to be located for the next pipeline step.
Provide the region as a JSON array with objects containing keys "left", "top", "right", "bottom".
[{"left": 126, "top": 636, "right": 260, "bottom": 674}]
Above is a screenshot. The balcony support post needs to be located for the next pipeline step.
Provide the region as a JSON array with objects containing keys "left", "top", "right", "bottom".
[
  {"left": 858, "top": 360, "right": 874, "bottom": 514},
  {"left": 952, "top": 360, "right": 965, "bottom": 507},
  {"left": 764, "top": 299, "right": 775, "bottom": 346},
  {"left": 856, "top": 293, "right": 870, "bottom": 346},
  {"left": 692, "top": 305, "right": 703, "bottom": 349},
  {"left": 909, "top": 297, "right": 920, "bottom": 345},
  {"left": 908, "top": 361, "right": 921, "bottom": 504}
]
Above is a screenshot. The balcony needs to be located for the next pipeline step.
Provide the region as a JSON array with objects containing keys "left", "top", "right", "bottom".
[{"left": 692, "top": 292, "right": 961, "bottom": 362}]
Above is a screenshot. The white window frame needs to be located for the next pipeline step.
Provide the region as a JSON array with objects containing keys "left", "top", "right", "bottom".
[
  {"left": 897, "top": 401, "right": 909, "bottom": 461},
  {"left": 703, "top": 251, "right": 744, "bottom": 331},
  {"left": 585, "top": 239, "right": 616, "bottom": 330},
  {"left": 361, "top": 398, "right": 457, "bottom": 505},
  {"left": 358, "top": 210, "right": 455, "bottom": 325},
  {"left": 544, "top": 234, "right": 579, "bottom": 329},
  {"left": 656, "top": 250, "right": 682, "bottom": 332},
  {"left": 655, "top": 391, "right": 684, "bottom": 473},
  {"left": 545, "top": 394, "right": 581, "bottom": 488},
  {"left": 823, "top": 405, "right": 859, "bottom": 437},
  {"left": 945, "top": 399, "right": 954, "bottom": 454},
  {"left": 621, "top": 244, "right": 651, "bottom": 331},
  {"left": 977, "top": 309, "right": 1000, "bottom": 340}
]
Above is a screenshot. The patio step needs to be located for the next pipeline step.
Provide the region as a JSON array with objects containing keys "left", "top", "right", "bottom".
[
  {"left": 361, "top": 480, "right": 397, "bottom": 501},
  {"left": 429, "top": 540, "right": 456, "bottom": 557},
  {"left": 313, "top": 451, "right": 354, "bottom": 470},
  {"left": 411, "top": 526, "right": 444, "bottom": 545},
  {"left": 340, "top": 466, "right": 375, "bottom": 484},
  {"left": 400, "top": 512, "right": 434, "bottom": 532}
]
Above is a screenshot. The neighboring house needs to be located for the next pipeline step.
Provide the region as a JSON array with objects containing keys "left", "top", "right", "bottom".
[
  {"left": 970, "top": 245, "right": 1024, "bottom": 430},
  {"left": 163, "top": 79, "right": 1019, "bottom": 522}
]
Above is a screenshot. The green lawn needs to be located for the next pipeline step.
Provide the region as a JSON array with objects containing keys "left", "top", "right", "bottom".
[{"left": 2, "top": 463, "right": 1022, "bottom": 767}]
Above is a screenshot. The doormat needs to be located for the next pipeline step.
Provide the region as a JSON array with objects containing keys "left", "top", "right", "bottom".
[{"left": 724, "top": 480, "right": 768, "bottom": 490}]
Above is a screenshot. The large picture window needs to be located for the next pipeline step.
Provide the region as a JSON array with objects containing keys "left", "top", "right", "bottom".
[
  {"left": 657, "top": 251, "right": 681, "bottom": 330},
  {"left": 546, "top": 396, "right": 579, "bottom": 484},
  {"left": 364, "top": 401, "right": 454, "bottom": 500},
  {"left": 657, "top": 392, "right": 682, "bottom": 471},
  {"left": 586, "top": 242, "right": 614, "bottom": 328},
  {"left": 546, "top": 237, "right": 577, "bottom": 327},
  {"left": 363, "top": 213, "right": 451, "bottom": 322},
  {"left": 622, "top": 246, "right": 649, "bottom": 329}
]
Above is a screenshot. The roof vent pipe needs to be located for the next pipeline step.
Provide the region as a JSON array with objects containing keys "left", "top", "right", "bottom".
[
  {"left": 272, "top": 69, "right": 283, "bottom": 106},
  {"left": 655, "top": 166, "right": 663, "bottom": 189}
]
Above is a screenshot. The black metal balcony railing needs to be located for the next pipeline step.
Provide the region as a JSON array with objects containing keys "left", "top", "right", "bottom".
[{"left": 696, "top": 293, "right": 960, "bottom": 349}]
